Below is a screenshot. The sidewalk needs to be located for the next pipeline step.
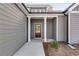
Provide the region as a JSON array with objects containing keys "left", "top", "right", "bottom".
[{"left": 13, "top": 41, "right": 45, "bottom": 56}]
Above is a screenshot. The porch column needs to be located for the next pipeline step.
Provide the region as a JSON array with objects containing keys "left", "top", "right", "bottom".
[
  {"left": 44, "top": 17, "right": 47, "bottom": 42},
  {"left": 56, "top": 16, "right": 58, "bottom": 41},
  {"left": 28, "top": 17, "right": 31, "bottom": 42}
]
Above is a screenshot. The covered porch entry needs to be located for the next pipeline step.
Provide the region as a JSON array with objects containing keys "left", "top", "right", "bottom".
[{"left": 28, "top": 16, "right": 58, "bottom": 42}]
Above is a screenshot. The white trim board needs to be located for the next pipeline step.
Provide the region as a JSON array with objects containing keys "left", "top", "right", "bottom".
[
  {"left": 69, "top": 3, "right": 79, "bottom": 11},
  {"left": 68, "top": 44, "right": 76, "bottom": 49},
  {"left": 28, "top": 14, "right": 64, "bottom": 18},
  {"left": 65, "top": 4, "right": 79, "bottom": 14},
  {"left": 70, "top": 11, "right": 79, "bottom": 13}
]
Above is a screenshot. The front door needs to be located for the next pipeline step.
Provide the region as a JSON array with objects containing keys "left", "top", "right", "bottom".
[{"left": 34, "top": 23, "right": 41, "bottom": 39}]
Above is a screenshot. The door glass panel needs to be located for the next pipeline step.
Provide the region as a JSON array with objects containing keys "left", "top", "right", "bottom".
[{"left": 35, "top": 24, "right": 41, "bottom": 38}]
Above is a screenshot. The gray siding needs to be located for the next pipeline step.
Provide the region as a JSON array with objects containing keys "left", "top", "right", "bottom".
[
  {"left": 70, "top": 13, "right": 79, "bottom": 44},
  {"left": 58, "top": 16, "right": 67, "bottom": 41},
  {"left": 53, "top": 19, "right": 56, "bottom": 39},
  {"left": 0, "top": 4, "right": 27, "bottom": 55},
  {"left": 47, "top": 19, "right": 56, "bottom": 39},
  {"left": 72, "top": 5, "right": 79, "bottom": 11}
]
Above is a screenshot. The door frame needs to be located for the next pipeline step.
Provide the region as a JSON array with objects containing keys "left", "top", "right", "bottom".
[{"left": 34, "top": 23, "right": 42, "bottom": 39}]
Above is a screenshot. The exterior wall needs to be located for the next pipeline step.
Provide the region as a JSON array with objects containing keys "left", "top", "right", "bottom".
[
  {"left": 72, "top": 5, "right": 79, "bottom": 11},
  {"left": 47, "top": 19, "right": 56, "bottom": 39},
  {"left": 0, "top": 4, "right": 27, "bottom": 55},
  {"left": 31, "top": 18, "right": 56, "bottom": 40},
  {"left": 31, "top": 19, "right": 44, "bottom": 39},
  {"left": 53, "top": 18, "right": 56, "bottom": 40},
  {"left": 58, "top": 16, "right": 67, "bottom": 41},
  {"left": 70, "top": 13, "right": 79, "bottom": 44}
]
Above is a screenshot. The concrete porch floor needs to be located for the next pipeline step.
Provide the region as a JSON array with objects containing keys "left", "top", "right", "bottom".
[{"left": 13, "top": 41, "right": 45, "bottom": 56}]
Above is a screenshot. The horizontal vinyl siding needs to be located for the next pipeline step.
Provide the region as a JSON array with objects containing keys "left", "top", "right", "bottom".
[
  {"left": 47, "top": 19, "right": 56, "bottom": 39},
  {"left": 47, "top": 19, "right": 53, "bottom": 39},
  {"left": 0, "top": 3, "right": 27, "bottom": 55},
  {"left": 58, "top": 16, "right": 67, "bottom": 41},
  {"left": 70, "top": 13, "right": 79, "bottom": 44}
]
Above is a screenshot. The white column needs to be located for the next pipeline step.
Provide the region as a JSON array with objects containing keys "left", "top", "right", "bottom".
[
  {"left": 44, "top": 17, "right": 47, "bottom": 42},
  {"left": 56, "top": 16, "right": 58, "bottom": 41},
  {"left": 28, "top": 17, "right": 31, "bottom": 42},
  {"left": 68, "top": 13, "right": 70, "bottom": 44}
]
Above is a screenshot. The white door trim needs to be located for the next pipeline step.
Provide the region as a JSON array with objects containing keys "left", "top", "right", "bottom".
[{"left": 34, "top": 23, "right": 42, "bottom": 39}]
